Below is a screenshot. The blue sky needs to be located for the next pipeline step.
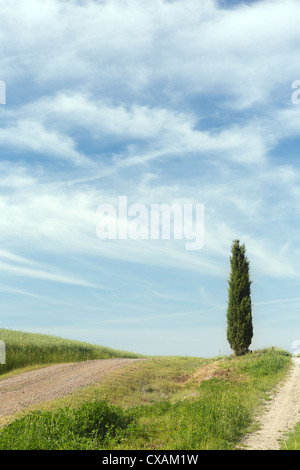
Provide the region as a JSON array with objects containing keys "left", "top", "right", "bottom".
[{"left": 1, "top": 0, "right": 300, "bottom": 357}]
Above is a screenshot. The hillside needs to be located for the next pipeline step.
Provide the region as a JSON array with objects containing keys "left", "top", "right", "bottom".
[{"left": 0, "top": 328, "right": 142, "bottom": 376}]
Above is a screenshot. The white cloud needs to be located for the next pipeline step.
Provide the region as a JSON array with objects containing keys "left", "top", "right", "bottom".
[
  {"left": 0, "top": 259, "right": 98, "bottom": 287},
  {"left": 12, "top": 92, "right": 197, "bottom": 141},
  {"left": 0, "top": 119, "right": 92, "bottom": 166},
  {"left": 0, "top": 248, "right": 99, "bottom": 288},
  {"left": 0, "top": 0, "right": 298, "bottom": 108},
  {"left": 1, "top": 0, "right": 299, "bottom": 172},
  {"left": 1, "top": 91, "right": 270, "bottom": 169}
]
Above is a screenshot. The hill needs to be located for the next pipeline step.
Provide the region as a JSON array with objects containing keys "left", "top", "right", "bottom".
[{"left": 0, "top": 328, "right": 142, "bottom": 376}]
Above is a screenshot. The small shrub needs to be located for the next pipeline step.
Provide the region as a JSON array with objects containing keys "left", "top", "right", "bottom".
[{"left": 0, "top": 400, "right": 134, "bottom": 450}]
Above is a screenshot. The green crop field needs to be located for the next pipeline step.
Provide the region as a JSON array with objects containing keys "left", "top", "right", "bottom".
[{"left": 0, "top": 328, "right": 141, "bottom": 377}]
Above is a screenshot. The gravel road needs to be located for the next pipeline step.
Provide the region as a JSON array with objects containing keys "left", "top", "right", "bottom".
[
  {"left": 0, "top": 358, "right": 141, "bottom": 419},
  {"left": 240, "top": 356, "right": 300, "bottom": 450}
]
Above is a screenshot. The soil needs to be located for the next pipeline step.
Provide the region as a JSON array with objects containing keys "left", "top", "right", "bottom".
[
  {"left": 240, "top": 356, "right": 300, "bottom": 450},
  {"left": 0, "top": 358, "right": 142, "bottom": 420}
]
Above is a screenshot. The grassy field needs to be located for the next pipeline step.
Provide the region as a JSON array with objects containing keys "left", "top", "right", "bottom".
[
  {"left": 0, "top": 328, "right": 141, "bottom": 376},
  {"left": 0, "top": 339, "right": 293, "bottom": 450}
]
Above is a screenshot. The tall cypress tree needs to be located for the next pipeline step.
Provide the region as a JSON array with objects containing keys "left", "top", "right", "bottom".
[{"left": 227, "top": 240, "right": 253, "bottom": 356}]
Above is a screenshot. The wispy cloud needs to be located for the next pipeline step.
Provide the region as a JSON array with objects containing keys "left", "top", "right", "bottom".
[
  {"left": 0, "top": 119, "right": 93, "bottom": 166},
  {"left": 0, "top": 250, "right": 99, "bottom": 288},
  {"left": 255, "top": 297, "right": 300, "bottom": 307}
]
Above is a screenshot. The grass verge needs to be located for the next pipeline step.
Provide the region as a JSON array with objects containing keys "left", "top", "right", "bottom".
[
  {"left": 280, "top": 411, "right": 300, "bottom": 450},
  {"left": 0, "top": 347, "right": 292, "bottom": 450}
]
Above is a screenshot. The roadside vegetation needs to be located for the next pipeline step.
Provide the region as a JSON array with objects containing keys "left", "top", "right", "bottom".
[
  {"left": 0, "top": 346, "right": 292, "bottom": 450},
  {"left": 281, "top": 420, "right": 300, "bottom": 450},
  {"left": 0, "top": 328, "right": 141, "bottom": 377}
]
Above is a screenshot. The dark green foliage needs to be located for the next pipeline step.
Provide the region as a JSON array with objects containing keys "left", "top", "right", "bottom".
[
  {"left": 227, "top": 240, "right": 253, "bottom": 356},
  {"left": 0, "top": 400, "right": 135, "bottom": 450}
]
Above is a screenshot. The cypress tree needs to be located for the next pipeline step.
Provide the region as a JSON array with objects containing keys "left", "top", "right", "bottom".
[{"left": 226, "top": 239, "right": 253, "bottom": 356}]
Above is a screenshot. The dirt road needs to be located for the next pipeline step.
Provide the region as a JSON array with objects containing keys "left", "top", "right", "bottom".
[
  {"left": 240, "top": 356, "right": 300, "bottom": 450},
  {"left": 0, "top": 358, "right": 141, "bottom": 419}
]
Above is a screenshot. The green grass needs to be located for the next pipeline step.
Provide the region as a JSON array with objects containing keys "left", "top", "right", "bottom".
[
  {"left": 0, "top": 328, "right": 142, "bottom": 376},
  {"left": 0, "top": 346, "right": 293, "bottom": 450},
  {"left": 0, "top": 400, "right": 135, "bottom": 450},
  {"left": 281, "top": 418, "right": 300, "bottom": 450}
]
